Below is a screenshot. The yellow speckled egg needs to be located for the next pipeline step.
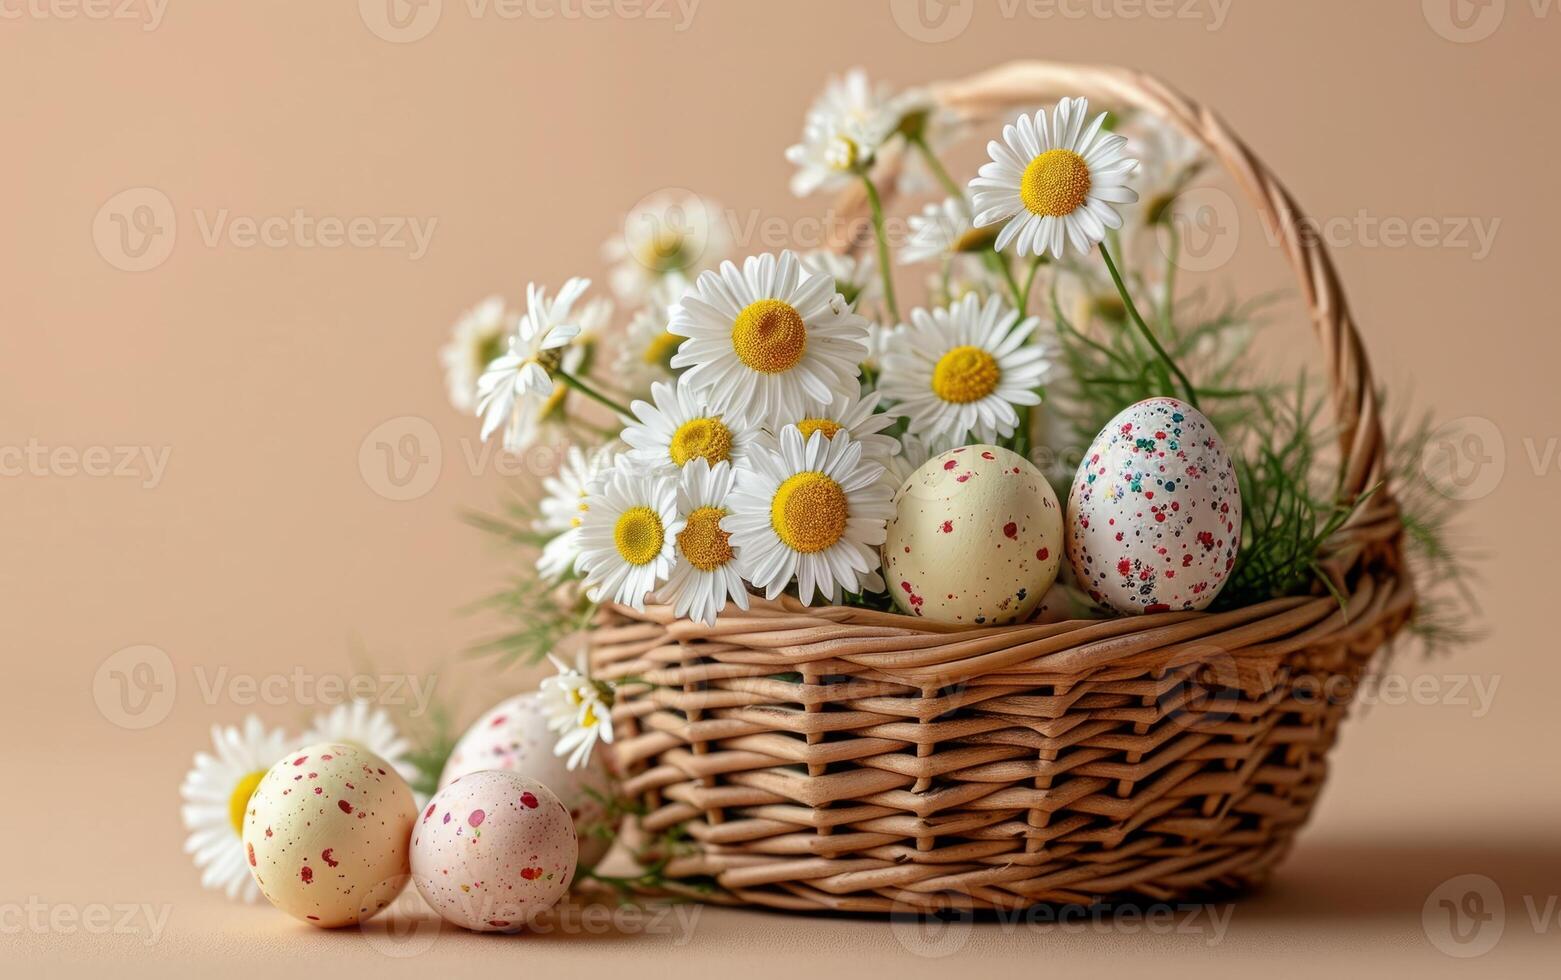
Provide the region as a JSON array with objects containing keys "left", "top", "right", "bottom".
[
  {"left": 243, "top": 742, "right": 417, "bottom": 928},
  {"left": 883, "top": 445, "right": 1063, "bottom": 626}
]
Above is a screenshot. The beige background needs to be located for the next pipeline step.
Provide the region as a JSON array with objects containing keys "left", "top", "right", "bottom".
[{"left": 3, "top": 0, "right": 1558, "bottom": 975}]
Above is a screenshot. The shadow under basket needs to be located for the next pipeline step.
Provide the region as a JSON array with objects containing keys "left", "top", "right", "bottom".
[{"left": 588, "top": 60, "right": 1416, "bottom": 913}]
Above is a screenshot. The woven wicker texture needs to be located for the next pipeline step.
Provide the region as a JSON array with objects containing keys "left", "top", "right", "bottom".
[{"left": 589, "top": 62, "right": 1414, "bottom": 912}]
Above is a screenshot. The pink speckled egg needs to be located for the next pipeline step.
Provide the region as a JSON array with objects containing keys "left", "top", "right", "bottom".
[
  {"left": 438, "top": 692, "right": 614, "bottom": 869},
  {"left": 411, "top": 770, "right": 578, "bottom": 932},
  {"left": 1066, "top": 398, "right": 1242, "bottom": 614},
  {"left": 243, "top": 742, "right": 417, "bottom": 928},
  {"left": 883, "top": 444, "right": 1063, "bottom": 626}
]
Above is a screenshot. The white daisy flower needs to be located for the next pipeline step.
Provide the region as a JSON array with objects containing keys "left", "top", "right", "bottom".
[
  {"left": 878, "top": 293, "right": 1052, "bottom": 445},
  {"left": 785, "top": 69, "right": 897, "bottom": 198},
  {"left": 764, "top": 390, "right": 901, "bottom": 464},
  {"left": 440, "top": 296, "right": 514, "bottom": 413},
  {"left": 723, "top": 426, "right": 893, "bottom": 606},
  {"left": 901, "top": 195, "right": 998, "bottom": 266},
  {"left": 476, "top": 277, "right": 593, "bottom": 451},
  {"left": 786, "top": 113, "right": 891, "bottom": 198},
  {"left": 540, "top": 654, "right": 615, "bottom": 771},
  {"left": 806, "top": 68, "right": 895, "bottom": 135},
  {"left": 300, "top": 700, "right": 417, "bottom": 787},
  {"left": 576, "top": 462, "right": 682, "bottom": 611},
  {"left": 970, "top": 97, "right": 1139, "bottom": 259},
  {"left": 613, "top": 271, "right": 691, "bottom": 392},
  {"left": 532, "top": 442, "right": 616, "bottom": 579},
  {"left": 604, "top": 191, "right": 728, "bottom": 304},
  {"left": 657, "top": 458, "right": 749, "bottom": 626},
  {"left": 622, "top": 376, "right": 759, "bottom": 475},
  {"left": 179, "top": 715, "right": 292, "bottom": 903},
  {"left": 669, "top": 250, "right": 870, "bottom": 428},
  {"left": 800, "top": 249, "right": 877, "bottom": 310}
]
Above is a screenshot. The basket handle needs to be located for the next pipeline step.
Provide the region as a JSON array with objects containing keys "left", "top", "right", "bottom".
[{"left": 845, "top": 60, "right": 1388, "bottom": 504}]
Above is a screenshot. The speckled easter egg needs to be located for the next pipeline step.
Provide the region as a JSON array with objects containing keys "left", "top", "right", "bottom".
[
  {"left": 883, "top": 445, "right": 1063, "bottom": 626},
  {"left": 1066, "top": 398, "right": 1242, "bottom": 614},
  {"left": 411, "top": 770, "right": 578, "bottom": 932},
  {"left": 438, "top": 692, "right": 615, "bottom": 869},
  {"left": 243, "top": 742, "right": 417, "bottom": 928}
]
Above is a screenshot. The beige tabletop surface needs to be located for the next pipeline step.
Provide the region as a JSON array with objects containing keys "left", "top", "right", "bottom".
[{"left": 3, "top": 1, "right": 1558, "bottom": 976}]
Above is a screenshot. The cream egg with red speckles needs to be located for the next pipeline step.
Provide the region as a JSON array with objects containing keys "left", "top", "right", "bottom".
[
  {"left": 243, "top": 742, "right": 417, "bottom": 928},
  {"left": 883, "top": 444, "right": 1063, "bottom": 626},
  {"left": 1066, "top": 397, "right": 1242, "bottom": 614},
  {"left": 438, "top": 691, "right": 615, "bottom": 870},
  {"left": 411, "top": 770, "right": 578, "bottom": 932}
]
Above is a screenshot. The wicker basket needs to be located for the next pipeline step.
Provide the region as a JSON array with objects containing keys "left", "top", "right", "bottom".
[{"left": 588, "top": 61, "right": 1415, "bottom": 913}]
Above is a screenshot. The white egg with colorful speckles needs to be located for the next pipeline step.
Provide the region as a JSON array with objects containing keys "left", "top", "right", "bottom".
[
  {"left": 883, "top": 445, "right": 1063, "bottom": 626},
  {"left": 438, "top": 691, "right": 615, "bottom": 869},
  {"left": 243, "top": 742, "right": 417, "bottom": 928},
  {"left": 411, "top": 770, "right": 578, "bottom": 932},
  {"left": 1066, "top": 397, "right": 1242, "bottom": 614}
]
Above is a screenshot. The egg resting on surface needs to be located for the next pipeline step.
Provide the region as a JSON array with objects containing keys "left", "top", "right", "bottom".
[
  {"left": 243, "top": 742, "right": 417, "bottom": 928},
  {"left": 438, "top": 691, "right": 615, "bottom": 869},
  {"left": 883, "top": 444, "right": 1063, "bottom": 626},
  {"left": 1066, "top": 397, "right": 1242, "bottom": 614},
  {"left": 412, "top": 770, "right": 578, "bottom": 932}
]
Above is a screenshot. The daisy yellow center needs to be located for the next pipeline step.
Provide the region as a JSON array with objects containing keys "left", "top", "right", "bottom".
[
  {"left": 677, "top": 506, "right": 733, "bottom": 572},
  {"left": 613, "top": 506, "right": 665, "bottom": 566},
  {"left": 826, "top": 135, "right": 861, "bottom": 172},
  {"left": 669, "top": 417, "right": 734, "bottom": 467},
  {"left": 229, "top": 770, "right": 266, "bottom": 835},
  {"left": 771, "top": 471, "right": 848, "bottom": 554},
  {"left": 1020, "top": 149, "right": 1092, "bottom": 218},
  {"left": 954, "top": 224, "right": 1000, "bottom": 254},
  {"left": 643, "top": 331, "right": 682, "bottom": 369},
  {"left": 732, "top": 299, "right": 807, "bottom": 374},
  {"left": 571, "top": 497, "right": 588, "bottom": 529},
  {"left": 931, "top": 346, "right": 1001, "bottom": 403},
  {"left": 636, "top": 230, "right": 691, "bottom": 273},
  {"left": 796, "top": 417, "right": 843, "bottom": 440}
]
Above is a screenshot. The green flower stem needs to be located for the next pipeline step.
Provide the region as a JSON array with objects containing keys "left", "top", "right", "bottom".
[
  {"left": 984, "top": 251, "right": 1025, "bottom": 311},
  {"left": 1098, "top": 242, "right": 1199, "bottom": 409},
  {"left": 556, "top": 370, "right": 633, "bottom": 419},
  {"left": 1160, "top": 221, "right": 1180, "bottom": 331},
  {"left": 910, "top": 134, "right": 967, "bottom": 211},
  {"left": 1017, "top": 255, "right": 1044, "bottom": 315},
  {"left": 860, "top": 174, "right": 901, "bottom": 323}
]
